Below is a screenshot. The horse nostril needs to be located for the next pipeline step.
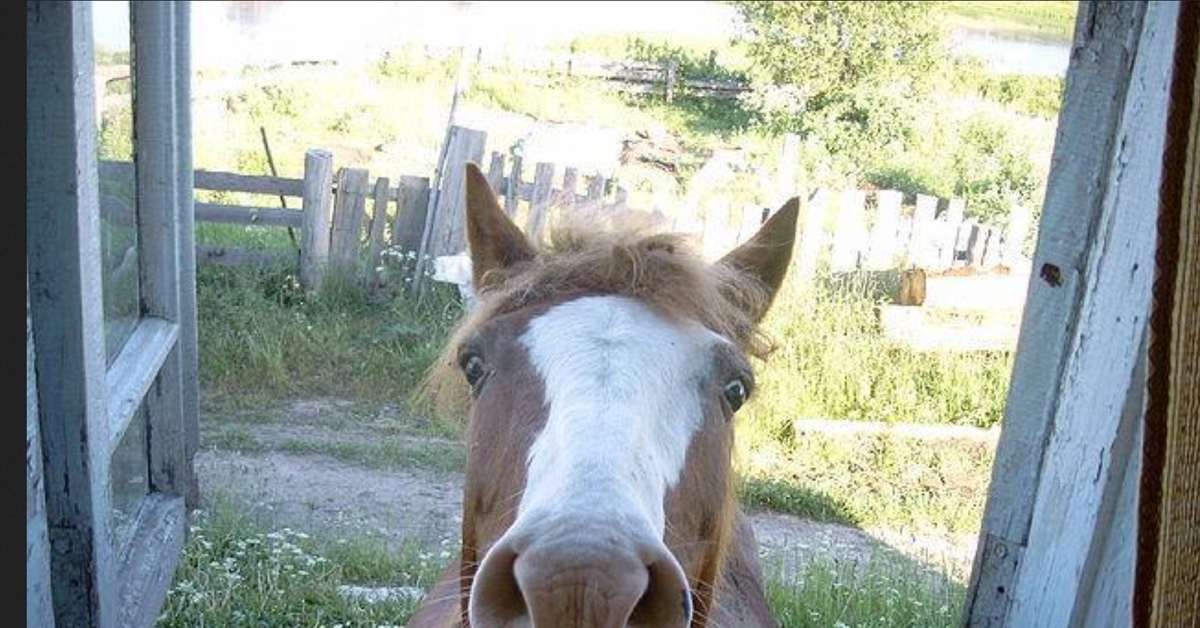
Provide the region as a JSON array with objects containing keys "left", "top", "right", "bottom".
[
  {"left": 629, "top": 549, "right": 693, "bottom": 627},
  {"left": 469, "top": 543, "right": 526, "bottom": 627}
]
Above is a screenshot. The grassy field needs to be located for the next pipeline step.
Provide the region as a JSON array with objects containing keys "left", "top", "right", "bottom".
[{"left": 943, "top": 1, "right": 1079, "bottom": 42}]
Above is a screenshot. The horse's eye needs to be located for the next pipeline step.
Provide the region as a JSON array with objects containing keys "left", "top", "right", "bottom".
[
  {"left": 723, "top": 378, "right": 749, "bottom": 413},
  {"left": 462, "top": 354, "right": 488, "bottom": 390}
]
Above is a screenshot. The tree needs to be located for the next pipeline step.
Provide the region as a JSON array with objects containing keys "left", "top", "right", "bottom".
[{"left": 729, "top": 1, "right": 946, "bottom": 174}]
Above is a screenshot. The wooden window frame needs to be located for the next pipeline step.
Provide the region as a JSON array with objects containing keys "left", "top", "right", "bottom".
[{"left": 26, "top": 2, "right": 197, "bottom": 626}]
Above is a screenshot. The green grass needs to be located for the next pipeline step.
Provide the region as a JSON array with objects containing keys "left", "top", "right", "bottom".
[
  {"left": 943, "top": 1, "right": 1079, "bottom": 42},
  {"left": 195, "top": 263, "right": 464, "bottom": 414},
  {"left": 157, "top": 492, "right": 449, "bottom": 628},
  {"left": 764, "top": 552, "right": 966, "bottom": 628},
  {"left": 157, "top": 490, "right": 966, "bottom": 627}
]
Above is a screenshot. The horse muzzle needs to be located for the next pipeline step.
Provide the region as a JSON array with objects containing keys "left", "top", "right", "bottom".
[{"left": 469, "top": 523, "right": 693, "bottom": 628}]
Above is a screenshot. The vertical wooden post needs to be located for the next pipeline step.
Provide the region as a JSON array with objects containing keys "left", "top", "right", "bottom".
[
  {"left": 504, "top": 153, "right": 523, "bottom": 217},
  {"left": 665, "top": 59, "right": 677, "bottom": 103},
  {"left": 939, "top": 197, "right": 966, "bottom": 269},
  {"left": 424, "top": 126, "right": 486, "bottom": 257},
  {"left": 329, "top": 167, "right": 369, "bottom": 282},
  {"left": 866, "top": 189, "right": 903, "bottom": 270},
  {"left": 486, "top": 151, "right": 506, "bottom": 194},
  {"left": 586, "top": 174, "right": 606, "bottom": 201},
  {"left": 366, "top": 176, "right": 390, "bottom": 287},
  {"left": 527, "top": 162, "right": 555, "bottom": 242},
  {"left": 392, "top": 175, "right": 430, "bottom": 254},
  {"left": 794, "top": 188, "right": 829, "bottom": 284},
  {"left": 910, "top": 193, "right": 939, "bottom": 268},
  {"left": 299, "top": 148, "right": 333, "bottom": 291},
  {"left": 830, "top": 189, "right": 867, "bottom": 272},
  {"left": 963, "top": 3, "right": 1175, "bottom": 626},
  {"left": 560, "top": 166, "right": 578, "bottom": 212}
]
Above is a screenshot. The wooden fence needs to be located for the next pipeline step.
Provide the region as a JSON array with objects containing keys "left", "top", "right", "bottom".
[{"left": 101, "top": 125, "right": 1031, "bottom": 294}]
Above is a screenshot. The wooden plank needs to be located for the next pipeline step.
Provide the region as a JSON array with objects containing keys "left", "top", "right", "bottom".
[
  {"left": 193, "top": 169, "right": 304, "bottom": 197},
  {"left": 114, "top": 495, "right": 186, "bottom": 628},
  {"left": 27, "top": 296, "right": 55, "bottom": 628},
  {"left": 793, "top": 189, "right": 829, "bottom": 283},
  {"left": 586, "top": 174, "right": 606, "bottom": 201},
  {"left": 527, "top": 162, "right": 554, "bottom": 241},
  {"left": 299, "top": 149, "right": 334, "bottom": 291},
  {"left": 104, "top": 318, "right": 178, "bottom": 458},
  {"left": 194, "top": 202, "right": 305, "bottom": 228},
  {"left": 393, "top": 175, "right": 430, "bottom": 254},
  {"left": 866, "top": 189, "right": 902, "bottom": 270},
  {"left": 962, "top": 3, "right": 1169, "bottom": 625},
  {"left": 172, "top": 0, "right": 201, "bottom": 509},
  {"left": 911, "top": 194, "right": 939, "bottom": 268},
  {"left": 504, "top": 153, "right": 523, "bottom": 217},
  {"left": 367, "top": 176, "right": 390, "bottom": 285},
  {"left": 27, "top": 3, "right": 118, "bottom": 624},
  {"left": 486, "top": 151, "right": 506, "bottom": 194},
  {"left": 427, "top": 126, "right": 486, "bottom": 256},
  {"left": 329, "top": 168, "right": 370, "bottom": 279},
  {"left": 560, "top": 167, "right": 578, "bottom": 212},
  {"left": 830, "top": 189, "right": 867, "bottom": 271},
  {"left": 940, "top": 198, "right": 966, "bottom": 268}
]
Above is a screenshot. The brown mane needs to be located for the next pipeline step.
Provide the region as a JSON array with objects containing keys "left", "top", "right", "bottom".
[{"left": 423, "top": 213, "right": 776, "bottom": 417}]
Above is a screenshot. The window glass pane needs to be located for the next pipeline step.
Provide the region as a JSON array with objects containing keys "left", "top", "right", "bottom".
[
  {"left": 94, "top": 1, "right": 140, "bottom": 363},
  {"left": 110, "top": 402, "right": 149, "bottom": 552}
]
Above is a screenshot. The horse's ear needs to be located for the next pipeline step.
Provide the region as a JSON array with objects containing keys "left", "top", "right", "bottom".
[
  {"left": 465, "top": 162, "right": 536, "bottom": 291},
  {"left": 717, "top": 197, "right": 800, "bottom": 321}
]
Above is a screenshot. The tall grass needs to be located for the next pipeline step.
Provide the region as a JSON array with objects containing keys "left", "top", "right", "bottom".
[
  {"left": 196, "top": 263, "right": 464, "bottom": 416},
  {"left": 752, "top": 271, "right": 1014, "bottom": 430}
]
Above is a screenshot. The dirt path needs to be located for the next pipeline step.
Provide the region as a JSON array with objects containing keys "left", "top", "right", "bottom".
[{"left": 195, "top": 398, "right": 978, "bottom": 588}]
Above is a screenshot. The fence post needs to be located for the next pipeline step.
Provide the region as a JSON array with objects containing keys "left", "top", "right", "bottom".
[
  {"left": 939, "top": 197, "right": 966, "bottom": 269},
  {"left": 910, "top": 194, "right": 938, "bottom": 268},
  {"left": 393, "top": 176, "right": 430, "bottom": 253},
  {"left": 794, "top": 188, "right": 829, "bottom": 284},
  {"left": 300, "top": 149, "right": 334, "bottom": 291},
  {"left": 366, "top": 176, "right": 390, "bottom": 287},
  {"left": 560, "top": 167, "right": 578, "bottom": 212},
  {"left": 866, "top": 189, "right": 903, "bottom": 270},
  {"left": 665, "top": 59, "right": 677, "bottom": 103},
  {"left": 527, "top": 162, "right": 555, "bottom": 241},
  {"left": 424, "top": 126, "right": 487, "bottom": 258},
  {"left": 830, "top": 189, "right": 868, "bottom": 271},
  {"left": 504, "top": 153, "right": 523, "bottom": 217},
  {"left": 486, "top": 151, "right": 506, "bottom": 194},
  {"left": 329, "top": 167, "right": 370, "bottom": 282}
]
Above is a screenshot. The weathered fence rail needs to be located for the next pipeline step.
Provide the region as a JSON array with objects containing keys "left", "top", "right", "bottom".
[{"left": 99, "top": 125, "right": 1031, "bottom": 296}]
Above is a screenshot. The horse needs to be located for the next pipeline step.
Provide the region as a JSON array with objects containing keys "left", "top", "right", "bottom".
[{"left": 408, "top": 162, "right": 799, "bottom": 628}]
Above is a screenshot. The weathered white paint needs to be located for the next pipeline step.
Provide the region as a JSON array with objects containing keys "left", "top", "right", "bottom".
[
  {"left": 27, "top": 295, "right": 55, "bottom": 628},
  {"left": 27, "top": 3, "right": 197, "bottom": 627},
  {"left": 27, "top": 3, "right": 119, "bottom": 623},
  {"left": 964, "top": 2, "right": 1180, "bottom": 626},
  {"left": 1008, "top": 2, "right": 1176, "bottom": 624},
  {"left": 517, "top": 295, "right": 723, "bottom": 536}
]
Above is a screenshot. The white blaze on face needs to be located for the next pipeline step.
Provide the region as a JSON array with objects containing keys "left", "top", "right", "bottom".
[{"left": 516, "top": 295, "right": 720, "bottom": 538}]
